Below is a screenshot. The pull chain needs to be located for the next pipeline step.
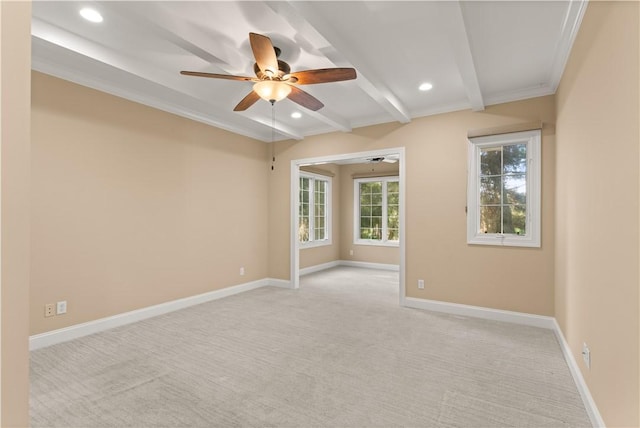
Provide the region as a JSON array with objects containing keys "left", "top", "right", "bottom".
[{"left": 271, "top": 100, "right": 276, "bottom": 171}]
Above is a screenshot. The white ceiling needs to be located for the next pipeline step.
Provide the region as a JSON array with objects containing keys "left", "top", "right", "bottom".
[{"left": 31, "top": 1, "right": 587, "bottom": 142}]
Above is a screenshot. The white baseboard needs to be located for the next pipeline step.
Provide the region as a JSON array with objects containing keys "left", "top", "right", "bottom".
[
  {"left": 300, "top": 261, "right": 341, "bottom": 276},
  {"left": 338, "top": 260, "right": 400, "bottom": 271},
  {"left": 267, "top": 278, "right": 293, "bottom": 289},
  {"left": 299, "top": 260, "right": 399, "bottom": 276},
  {"left": 29, "top": 278, "right": 270, "bottom": 350},
  {"left": 402, "top": 296, "right": 602, "bottom": 427},
  {"left": 552, "top": 320, "right": 605, "bottom": 428},
  {"left": 402, "top": 297, "right": 556, "bottom": 329}
]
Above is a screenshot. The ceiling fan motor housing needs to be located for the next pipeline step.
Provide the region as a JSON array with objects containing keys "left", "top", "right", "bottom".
[{"left": 253, "top": 59, "right": 291, "bottom": 80}]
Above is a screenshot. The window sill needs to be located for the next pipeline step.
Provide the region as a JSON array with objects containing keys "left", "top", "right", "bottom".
[
  {"left": 468, "top": 234, "right": 540, "bottom": 248},
  {"left": 300, "top": 240, "right": 332, "bottom": 249}
]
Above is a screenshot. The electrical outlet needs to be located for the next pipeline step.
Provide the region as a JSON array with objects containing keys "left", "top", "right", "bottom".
[
  {"left": 349, "top": 249, "right": 354, "bottom": 256},
  {"left": 418, "top": 279, "right": 425, "bottom": 289},
  {"left": 45, "top": 304, "right": 55, "bottom": 317},
  {"left": 240, "top": 267, "right": 245, "bottom": 276},
  {"left": 582, "top": 342, "right": 591, "bottom": 369},
  {"left": 56, "top": 300, "right": 67, "bottom": 315}
]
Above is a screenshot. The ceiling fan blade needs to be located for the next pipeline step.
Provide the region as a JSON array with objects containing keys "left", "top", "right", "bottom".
[
  {"left": 289, "top": 68, "right": 357, "bottom": 85},
  {"left": 287, "top": 86, "right": 324, "bottom": 111},
  {"left": 181, "top": 71, "right": 255, "bottom": 81},
  {"left": 233, "top": 91, "right": 261, "bottom": 111},
  {"left": 249, "top": 32, "right": 279, "bottom": 76}
]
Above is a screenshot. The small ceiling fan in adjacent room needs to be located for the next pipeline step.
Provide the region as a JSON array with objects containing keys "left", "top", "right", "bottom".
[
  {"left": 367, "top": 156, "right": 398, "bottom": 164},
  {"left": 180, "top": 32, "right": 357, "bottom": 112}
]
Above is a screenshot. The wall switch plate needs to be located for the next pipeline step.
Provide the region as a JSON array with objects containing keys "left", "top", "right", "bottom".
[
  {"left": 418, "top": 279, "right": 425, "bottom": 289},
  {"left": 582, "top": 342, "right": 591, "bottom": 369},
  {"left": 45, "top": 303, "right": 55, "bottom": 317},
  {"left": 56, "top": 300, "right": 67, "bottom": 315}
]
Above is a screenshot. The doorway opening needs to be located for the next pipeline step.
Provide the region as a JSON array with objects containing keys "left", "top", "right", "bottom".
[{"left": 290, "top": 147, "right": 406, "bottom": 306}]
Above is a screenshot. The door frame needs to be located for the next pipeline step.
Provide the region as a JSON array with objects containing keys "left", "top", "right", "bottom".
[{"left": 290, "top": 147, "right": 406, "bottom": 306}]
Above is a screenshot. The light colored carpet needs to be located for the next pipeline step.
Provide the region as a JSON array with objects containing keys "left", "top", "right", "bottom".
[{"left": 30, "top": 267, "right": 591, "bottom": 427}]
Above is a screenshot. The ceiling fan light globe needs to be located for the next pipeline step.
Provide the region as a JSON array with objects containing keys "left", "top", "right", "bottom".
[{"left": 253, "top": 81, "right": 291, "bottom": 103}]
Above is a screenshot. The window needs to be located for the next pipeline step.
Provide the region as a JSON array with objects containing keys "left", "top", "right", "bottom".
[
  {"left": 354, "top": 177, "right": 399, "bottom": 246},
  {"left": 299, "top": 173, "right": 331, "bottom": 247},
  {"left": 467, "top": 129, "right": 541, "bottom": 247}
]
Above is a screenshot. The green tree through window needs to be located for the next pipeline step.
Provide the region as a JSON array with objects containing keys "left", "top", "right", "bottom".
[
  {"left": 467, "top": 129, "right": 541, "bottom": 247},
  {"left": 356, "top": 177, "right": 399, "bottom": 244},
  {"left": 299, "top": 177, "right": 310, "bottom": 242},
  {"left": 299, "top": 174, "right": 330, "bottom": 244},
  {"left": 387, "top": 181, "right": 399, "bottom": 240},
  {"left": 479, "top": 143, "right": 527, "bottom": 235}
]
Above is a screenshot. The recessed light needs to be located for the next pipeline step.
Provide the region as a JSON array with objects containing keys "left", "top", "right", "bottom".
[
  {"left": 80, "top": 8, "right": 103, "bottom": 23},
  {"left": 419, "top": 82, "right": 433, "bottom": 91},
  {"left": 291, "top": 112, "right": 302, "bottom": 119}
]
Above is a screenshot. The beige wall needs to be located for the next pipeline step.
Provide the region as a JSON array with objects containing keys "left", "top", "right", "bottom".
[
  {"left": 1, "top": 1, "right": 31, "bottom": 426},
  {"left": 269, "top": 95, "right": 556, "bottom": 316},
  {"left": 555, "top": 2, "right": 639, "bottom": 426},
  {"left": 339, "top": 162, "right": 400, "bottom": 265},
  {"left": 30, "top": 72, "right": 269, "bottom": 335}
]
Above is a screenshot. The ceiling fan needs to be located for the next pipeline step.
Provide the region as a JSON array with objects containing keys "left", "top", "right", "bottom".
[
  {"left": 367, "top": 156, "right": 398, "bottom": 164},
  {"left": 180, "top": 32, "right": 357, "bottom": 112}
]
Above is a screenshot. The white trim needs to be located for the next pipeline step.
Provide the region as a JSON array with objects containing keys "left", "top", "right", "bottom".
[
  {"left": 299, "top": 240, "right": 332, "bottom": 249},
  {"left": 298, "top": 171, "right": 332, "bottom": 247},
  {"left": 291, "top": 148, "right": 406, "bottom": 300},
  {"left": 548, "top": 0, "right": 589, "bottom": 94},
  {"left": 339, "top": 260, "right": 399, "bottom": 272},
  {"left": 552, "top": 320, "right": 605, "bottom": 428},
  {"left": 299, "top": 260, "right": 399, "bottom": 276},
  {"left": 402, "top": 297, "right": 555, "bottom": 329},
  {"left": 467, "top": 129, "right": 541, "bottom": 247},
  {"left": 484, "top": 85, "right": 556, "bottom": 108},
  {"left": 436, "top": 1, "right": 484, "bottom": 111},
  {"left": 353, "top": 176, "right": 400, "bottom": 246},
  {"left": 267, "top": 278, "right": 294, "bottom": 289},
  {"left": 30, "top": 279, "right": 271, "bottom": 350},
  {"left": 290, "top": 160, "right": 301, "bottom": 289},
  {"left": 398, "top": 150, "right": 406, "bottom": 306},
  {"left": 403, "top": 296, "right": 603, "bottom": 427},
  {"left": 300, "top": 261, "right": 341, "bottom": 276}
]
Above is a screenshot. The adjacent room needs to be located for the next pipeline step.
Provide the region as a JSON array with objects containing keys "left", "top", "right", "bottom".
[{"left": 1, "top": 1, "right": 638, "bottom": 427}]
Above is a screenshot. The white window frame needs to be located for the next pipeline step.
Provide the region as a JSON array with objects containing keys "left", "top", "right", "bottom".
[
  {"left": 467, "top": 129, "right": 541, "bottom": 247},
  {"left": 354, "top": 176, "right": 400, "bottom": 247},
  {"left": 299, "top": 172, "right": 332, "bottom": 248}
]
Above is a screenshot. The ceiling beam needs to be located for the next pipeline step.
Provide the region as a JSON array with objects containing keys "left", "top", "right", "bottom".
[
  {"left": 437, "top": 1, "right": 485, "bottom": 111},
  {"left": 304, "top": 109, "right": 351, "bottom": 133},
  {"left": 103, "top": 1, "right": 250, "bottom": 76},
  {"left": 31, "top": 17, "right": 302, "bottom": 141},
  {"left": 111, "top": 1, "right": 344, "bottom": 137},
  {"left": 266, "top": 1, "right": 411, "bottom": 124}
]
